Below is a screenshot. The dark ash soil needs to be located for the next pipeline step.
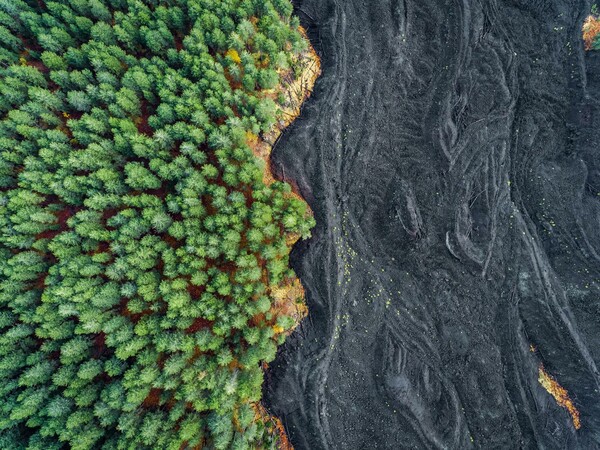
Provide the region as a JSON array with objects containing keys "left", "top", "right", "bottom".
[{"left": 266, "top": 0, "right": 600, "bottom": 448}]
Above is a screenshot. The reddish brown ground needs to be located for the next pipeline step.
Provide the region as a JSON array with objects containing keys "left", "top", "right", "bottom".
[
  {"left": 186, "top": 317, "right": 213, "bottom": 333},
  {"left": 93, "top": 332, "right": 107, "bottom": 357},
  {"left": 135, "top": 100, "right": 154, "bottom": 136},
  {"left": 142, "top": 388, "right": 163, "bottom": 408},
  {"left": 35, "top": 206, "right": 81, "bottom": 241}
]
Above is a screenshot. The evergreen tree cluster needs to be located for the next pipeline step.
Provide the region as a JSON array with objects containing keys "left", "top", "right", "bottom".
[{"left": 0, "top": 0, "right": 314, "bottom": 448}]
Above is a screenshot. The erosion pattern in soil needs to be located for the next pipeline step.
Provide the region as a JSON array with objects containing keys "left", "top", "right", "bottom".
[{"left": 266, "top": 0, "right": 600, "bottom": 448}]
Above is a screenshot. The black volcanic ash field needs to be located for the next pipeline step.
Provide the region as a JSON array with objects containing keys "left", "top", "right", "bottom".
[{"left": 266, "top": 0, "right": 600, "bottom": 448}]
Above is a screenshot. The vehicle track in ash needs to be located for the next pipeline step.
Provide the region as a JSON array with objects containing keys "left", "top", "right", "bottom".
[{"left": 266, "top": 0, "right": 600, "bottom": 448}]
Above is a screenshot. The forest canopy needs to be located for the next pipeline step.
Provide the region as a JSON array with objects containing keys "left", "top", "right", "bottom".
[{"left": 0, "top": 0, "right": 314, "bottom": 448}]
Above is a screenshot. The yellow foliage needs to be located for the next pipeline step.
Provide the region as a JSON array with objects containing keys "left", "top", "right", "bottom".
[
  {"left": 226, "top": 48, "right": 241, "bottom": 64},
  {"left": 245, "top": 130, "right": 258, "bottom": 144}
]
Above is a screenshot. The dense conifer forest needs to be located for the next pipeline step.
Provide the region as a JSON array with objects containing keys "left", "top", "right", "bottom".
[{"left": 0, "top": 0, "right": 314, "bottom": 448}]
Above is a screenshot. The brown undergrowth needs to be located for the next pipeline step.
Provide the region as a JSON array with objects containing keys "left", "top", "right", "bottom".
[
  {"left": 254, "top": 403, "right": 294, "bottom": 450},
  {"left": 248, "top": 26, "right": 321, "bottom": 448}
]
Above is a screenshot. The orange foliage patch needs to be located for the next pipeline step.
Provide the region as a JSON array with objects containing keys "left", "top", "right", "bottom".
[
  {"left": 538, "top": 365, "right": 581, "bottom": 430},
  {"left": 583, "top": 15, "right": 600, "bottom": 50}
]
